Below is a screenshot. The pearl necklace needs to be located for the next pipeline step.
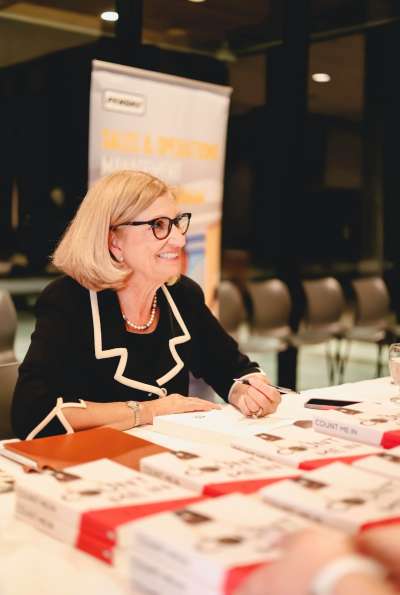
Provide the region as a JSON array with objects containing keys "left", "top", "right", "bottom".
[{"left": 122, "top": 294, "right": 158, "bottom": 331}]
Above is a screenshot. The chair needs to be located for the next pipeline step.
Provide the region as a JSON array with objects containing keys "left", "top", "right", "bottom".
[
  {"left": 340, "top": 276, "right": 400, "bottom": 379},
  {"left": 244, "top": 279, "right": 292, "bottom": 353},
  {"left": 0, "top": 289, "right": 18, "bottom": 364},
  {"left": 290, "top": 277, "right": 347, "bottom": 384},
  {"left": 217, "top": 280, "right": 248, "bottom": 341},
  {"left": 0, "top": 361, "right": 19, "bottom": 438}
]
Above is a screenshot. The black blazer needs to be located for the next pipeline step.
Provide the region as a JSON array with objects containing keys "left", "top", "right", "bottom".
[{"left": 12, "top": 275, "right": 261, "bottom": 438}]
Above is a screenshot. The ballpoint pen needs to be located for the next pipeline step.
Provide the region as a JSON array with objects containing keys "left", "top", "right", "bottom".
[{"left": 233, "top": 378, "right": 299, "bottom": 394}]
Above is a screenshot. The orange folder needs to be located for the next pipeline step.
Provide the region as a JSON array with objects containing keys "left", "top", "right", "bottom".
[{"left": 2, "top": 427, "right": 166, "bottom": 471}]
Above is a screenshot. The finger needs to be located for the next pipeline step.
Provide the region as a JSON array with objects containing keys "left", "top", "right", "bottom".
[
  {"left": 237, "top": 395, "right": 252, "bottom": 417},
  {"left": 245, "top": 387, "right": 278, "bottom": 415},
  {"left": 243, "top": 394, "right": 263, "bottom": 416},
  {"left": 246, "top": 378, "right": 282, "bottom": 405},
  {"left": 187, "top": 398, "right": 221, "bottom": 410}
]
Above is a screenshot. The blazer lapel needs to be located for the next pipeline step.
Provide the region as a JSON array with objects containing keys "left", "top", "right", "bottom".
[{"left": 89, "top": 284, "right": 191, "bottom": 395}]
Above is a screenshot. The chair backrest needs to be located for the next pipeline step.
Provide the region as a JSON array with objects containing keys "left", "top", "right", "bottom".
[
  {"left": 0, "top": 361, "right": 19, "bottom": 438},
  {"left": 302, "top": 277, "right": 346, "bottom": 329},
  {"left": 0, "top": 290, "right": 17, "bottom": 364},
  {"left": 246, "top": 279, "right": 292, "bottom": 338},
  {"left": 218, "top": 280, "right": 247, "bottom": 336},
  {"left": 351, "top": 277, "right": 391, "bottom": 327}
]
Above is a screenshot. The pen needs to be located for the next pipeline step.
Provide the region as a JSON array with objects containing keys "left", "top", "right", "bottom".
[{"left": 233, "top": 378, "right": 299, "bottom": 394}]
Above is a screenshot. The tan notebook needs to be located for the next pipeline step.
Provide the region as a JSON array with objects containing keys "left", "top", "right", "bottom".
[{"left": 1, "top": 427, "right": 166, "bottom": 471}]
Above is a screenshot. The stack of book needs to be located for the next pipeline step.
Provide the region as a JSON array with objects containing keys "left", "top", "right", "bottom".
[
  {"left": 260, "top": 461, "right": 400, "bottom": 533},
  {"left": 14, "top": 458, "right": 201, "bottom": 565},
  {"left": 353, "top": 445, "right": 400, "bottom": 480},
  {"left": 153, "top": 406, "right": 292, "bottom": 445},
  {"left": 140, "top": 443, "right": 299, "bottom": 495},
  {"left": 126, "top": 493, "right": 313, "bottom": 595},
  {"left": 312, "top": 401, "right": 400, "bottom": 448},
  {"left": 232, "top": 424, "right": 380, "bottom": 470}
]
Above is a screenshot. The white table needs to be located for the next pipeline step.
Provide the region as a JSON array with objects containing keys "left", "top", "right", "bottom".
[{"left": 0, "top": 377, "right": 397, "bottom": 595}]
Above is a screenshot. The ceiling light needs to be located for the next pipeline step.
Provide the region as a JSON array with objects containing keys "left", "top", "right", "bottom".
[
  {"left": 187, "top": 0, "right": 207, "bottom": 3},
  {"left": 101, "top": 11, "right": 119, "bottom": 22},
  {"left": 312, "top": 73, "right": 331, "bottom": 83}
]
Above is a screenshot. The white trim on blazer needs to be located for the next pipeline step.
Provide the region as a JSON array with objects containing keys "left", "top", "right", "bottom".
[{"left": 89, "top": 284, "right": 191, "bottom": 396}]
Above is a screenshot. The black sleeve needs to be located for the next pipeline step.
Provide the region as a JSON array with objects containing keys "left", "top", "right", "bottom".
[
  {"left": 181, "top": 278, "right": 261, "bottom": 401},
  {"left": 11, "top": 280, "right": 89, "bottom": 439}
]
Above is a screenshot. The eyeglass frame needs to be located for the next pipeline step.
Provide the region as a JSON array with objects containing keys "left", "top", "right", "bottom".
[{"left": 110, "top": 212, "right": 192, "bottom": 240}]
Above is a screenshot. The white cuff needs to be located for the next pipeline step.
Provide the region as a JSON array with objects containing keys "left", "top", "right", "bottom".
[{"left": 309, "top": 554, "right": 387, "bottom": 595}]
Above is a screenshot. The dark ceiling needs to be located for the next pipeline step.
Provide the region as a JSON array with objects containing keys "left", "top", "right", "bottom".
[{"left": 0, "top": 1, "right": 399, "bottom": 120}]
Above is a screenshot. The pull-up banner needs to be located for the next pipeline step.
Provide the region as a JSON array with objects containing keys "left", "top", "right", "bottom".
[{"left": 89, "top": 60, "right": 232, "bottom": 309}]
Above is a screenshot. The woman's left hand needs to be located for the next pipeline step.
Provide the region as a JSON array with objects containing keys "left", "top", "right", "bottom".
[{"left": 229, "top": 373, "right": 281, "bottom": 417}]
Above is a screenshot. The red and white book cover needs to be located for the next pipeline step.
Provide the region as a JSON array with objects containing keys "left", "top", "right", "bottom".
[
  {"left": 353, "top": 445, "right": 400, "bottom": 481},
  {"left": 140, "top": 444, "right": 299, "bottom": 496},
  {"left": 15, "top": 458, "right": 201, "bottom": 558},
  {"left": 232, "top": 423, "right": 380, "bottom": 470},
  {"left": 153, "top": 406, "right": 292, "bottom": 445},
  {"left": 312, "top": 401, "right": 400, "bottom": 448},
  {"left": 126, "top": 493, "right": 313, "bottom": 595},
  {"left": 260, "top": 461, "right": 400, "bottom": 533}
]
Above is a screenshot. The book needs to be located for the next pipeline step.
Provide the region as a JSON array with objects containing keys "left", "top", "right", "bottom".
[
  {"left": 260, "top": 461, "right": 400, "bottom": 533},
  {"left": 15, "top": 458, "right": 200, "bottom": 552},
  {"left": 312, "top": 401, "right": 400, "bottom": 448},
  {"left": 232, "top": 424, "right": 380, "bottom": 470},
  {"left": 153, "top": 406, "right": 292, "bottom": 445},
  {"left": 353, "top": 445, "right": 400, "bottom": 481},
  {"left": 126, "top": 493, "right": 312, "bottom": 594},
  {"left": 1, "top": 427, "right": 166, "bottom": 471},
  {"left": 140, "top": 444, "right": 299, "bottom": 495}
]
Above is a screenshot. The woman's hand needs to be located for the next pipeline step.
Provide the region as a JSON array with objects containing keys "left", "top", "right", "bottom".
[
  {"left": 357, "top": 526, "right": 400, "bottom": 587},
  {"left": 140, "top": 394, "right": 221, "bottom": 424},
  {"left": 234, "top": 528, "right": 355, "bottom": 595},
  {"left": 229, "top": 373, "right": 281, "bottom": 417}
]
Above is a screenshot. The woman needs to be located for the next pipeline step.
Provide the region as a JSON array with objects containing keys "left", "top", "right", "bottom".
[{"left": 12, "top": 170, "right": 280, "bottom": 439}]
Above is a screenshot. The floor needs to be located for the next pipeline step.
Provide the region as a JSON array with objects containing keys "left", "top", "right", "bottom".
[{"left": 15, "top": 311, "right": 389, "bottom": 391}]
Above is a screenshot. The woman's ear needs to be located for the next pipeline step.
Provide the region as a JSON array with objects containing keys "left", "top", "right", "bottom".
[{"left": 108, "top": 230, "right": 123, "bottom": 262}]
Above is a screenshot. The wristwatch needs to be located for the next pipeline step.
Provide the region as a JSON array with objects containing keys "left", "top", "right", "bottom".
[{"left": 125, "top": 400, "right": 141, "bottom": 427}]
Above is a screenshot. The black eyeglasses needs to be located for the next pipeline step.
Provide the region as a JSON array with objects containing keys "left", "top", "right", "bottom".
[{"left": 110, "top": 212, "right": 192, "bottom": 240}]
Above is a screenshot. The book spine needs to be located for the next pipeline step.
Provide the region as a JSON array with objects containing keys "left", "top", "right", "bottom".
[
  {"left": 15, "top": 497, "right": 77, "bottom": 544},
  {"left": 313, "top": 416, "right": 381, "bottom": 446},
  {"left": 139, "top": 460, "right": 202, "bottom": 494},
  {"left": 133, "top": 528, "right": 223, "bottom": 589},
  {"left": 15, "top": 484, "right": 75, "bottom": 528}
]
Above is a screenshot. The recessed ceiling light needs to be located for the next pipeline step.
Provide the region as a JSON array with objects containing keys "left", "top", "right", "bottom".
[
  {"left": 312, "top": 72, "right": 331, "bottom": 83},
  {"left": 187, "top": 0, "right": 207, "bottom": 3},
  {"left": 101, "top": 11, "right": 119, "bottom": 22}
]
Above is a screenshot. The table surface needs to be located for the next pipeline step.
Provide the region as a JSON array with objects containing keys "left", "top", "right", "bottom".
[{"left": 0, "top": 377, "right": 397, "bottom": 595}]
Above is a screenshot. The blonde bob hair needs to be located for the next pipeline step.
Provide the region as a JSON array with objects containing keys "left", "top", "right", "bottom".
[{"left": 53, "top": 170, "right": 172, "bottom": 291}]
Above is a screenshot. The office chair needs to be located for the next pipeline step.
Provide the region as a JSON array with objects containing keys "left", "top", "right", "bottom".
[
  {"left": 340, "top": 276, "right": 400, "bottom": 380},
  {"left": 218, "top": 280, "right": 248, "bottom": 341},
  {"left": 290, "top": 277, "right": 346, "bottom": 384},
  {"left": 0, "top": 289, "right": 17, "bottom": 364},
  {"left": 244, "top": 279, "right": 292, "bottom": 353}
]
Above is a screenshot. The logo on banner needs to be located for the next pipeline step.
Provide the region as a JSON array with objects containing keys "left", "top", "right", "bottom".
[{"left": 103, "top": 90, "right": 146, "bottom": 115}]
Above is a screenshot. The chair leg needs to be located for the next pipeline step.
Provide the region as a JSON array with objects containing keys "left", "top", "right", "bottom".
[
  {"left": 376, "top": 342, "right": 383, "bottom": 377},
  {"left": 325, "top": 341, "right": 335, "bottom": 385},
  {"left": 334, "top": 337, "right": 342, "bottom": 384},
  {"left": 338, "top": 339, "right": 352, "bottom": 384}
]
